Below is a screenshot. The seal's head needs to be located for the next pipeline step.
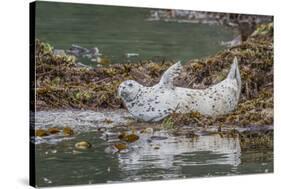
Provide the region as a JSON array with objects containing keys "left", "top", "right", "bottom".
[{"left": 118, "top": 80, "right": 142, "bottom": 102}]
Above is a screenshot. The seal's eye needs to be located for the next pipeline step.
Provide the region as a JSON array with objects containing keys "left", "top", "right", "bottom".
[{"left": 128, "top": 83, "right": 133, "bottom": 87}]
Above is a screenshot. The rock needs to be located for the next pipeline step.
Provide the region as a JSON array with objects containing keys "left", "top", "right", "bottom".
[
  {"left": 126, "top": 53, "right": 139, "bottom": 58},
  {"left": 75, "top": 141, "right": 92, "bottom": 149},
  {"left": 47, "top": 127, "right": 60, "bottom": 134},
  {"left": 124, "top": 134, "right": 139, "bottom": 143},
  {"left": 113, "top": 143, "right": 128, "bottom": 151},
  {"left": 36, "top": 129, "right": 49, "bottom": 137},
  {"left": 53, "top": 49, "right": 66, "bottom": 57},
  {"left": 66, "top": 44, "right": 88, "bottom": 57},
  {"left": 140, "top": 127, "right": 154, "bottom": 134},
  {"left": 154, "top": 146, "right": 160, "bottom": 150},
  {"left": 150, "top": 136, "right": 168, "bottom": 140},
  {"left": 63, "top": 127, "right": 74, "bottom": 136},
  {"left": 103, "top": 131, "right": 119, "bottom": 140},
  {"left": 76, "top": 62, "right": 91, "bottom": 68},
  {"left": 118, "top": 133, "right": 139, "bottom": 143},
  {"left": 96, "top": 56, "right": 111, "bottom": 65}
]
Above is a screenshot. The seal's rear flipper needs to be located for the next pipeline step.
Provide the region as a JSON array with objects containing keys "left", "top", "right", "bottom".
[
  {"left": 227, "top": 57, "right": 241, "bottom": 99},
  {"left": 159, "top": 61, "right": 182, "bottom": 89}
]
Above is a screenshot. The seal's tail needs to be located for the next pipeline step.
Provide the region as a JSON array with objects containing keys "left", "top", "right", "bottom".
[{"left": 227, "top": 57, "right": 242, "bottom": 99}]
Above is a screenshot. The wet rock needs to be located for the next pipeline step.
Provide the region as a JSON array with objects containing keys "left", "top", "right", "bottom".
[
  {"left": 103, "top": 131, "right": 119, "bottom": 140},
  {"left": 150, "top": 136, "right": 168, "bottom": 140},
  {"left": 118, "top": 132, "right": 139, "bottom": 143},
  {"left": 36, "top": 129, "right": 49, "bottom": 137},
  {"left": 126, "top": 53, "right": 139, "bottom": 58},
  {"left": 75, "top": 141, "right": 92, "bottom": 149},
  {"left": 113, "top": 143, "right": 128, "bottom": 151},
  {"left": 53, "top": 49, "right": 66, "bottom": 57},
  {"left": 140, "top": 127, "right": 154, "bottom": 134},
  {"left": 63, "top": 127, "right": 74, "bottom": 136},
  {"left": 153, "top": 146, "right": 160, "bottom": 150},
  {"left": 47, "top": 127, "right": 60, "bottom": 134},
  {"left": 124, "top": 134, "right": 139, "bottom": 143}
]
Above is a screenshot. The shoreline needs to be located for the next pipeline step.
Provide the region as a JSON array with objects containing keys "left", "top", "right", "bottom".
[{"left": 34, "top": 23, "right": 273, "bottom": 149}]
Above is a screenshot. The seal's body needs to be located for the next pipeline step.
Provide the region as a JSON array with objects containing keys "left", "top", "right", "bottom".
[{"left": 118, "top": 58, "right": 241, "bottom": 122}]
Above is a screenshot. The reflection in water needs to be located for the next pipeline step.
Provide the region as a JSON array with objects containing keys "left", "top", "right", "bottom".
[
  {"left": 115, "top": 132, "right": 241, "bottom": 181},
  {"left": 118, "top": 133, "right": 240, "bottom": 169},
  {"left": 34, "top": 110, "right": 272, "bottom": 187}
]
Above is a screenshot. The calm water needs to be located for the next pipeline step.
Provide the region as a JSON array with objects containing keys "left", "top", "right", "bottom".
[
  {"left": 34, "top": 110, "right": 273, "bottom": 187},
  {"left": 35, "top": 1, "right": 235, "bottom": 64}
]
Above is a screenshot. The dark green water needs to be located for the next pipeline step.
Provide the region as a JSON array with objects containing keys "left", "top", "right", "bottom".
[{"left": 35, "top": 1, "right": 235, "bottom": 64}]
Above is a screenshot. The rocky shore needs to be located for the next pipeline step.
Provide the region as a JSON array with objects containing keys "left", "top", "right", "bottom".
[{"left": 35, "top": 23, "right": 273, "bottom": 149}]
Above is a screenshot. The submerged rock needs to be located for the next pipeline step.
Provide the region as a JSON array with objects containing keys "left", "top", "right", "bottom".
[
  {"left": 150, "top": 136, "right": 168, "bottom": 140},
  {"left": 36, "top": 129, "right": 49, "bottom": 137},
  {"left": 75, "top": 141, "right": 92, "bottom": 149},
  {"left": 47, "top": 127, "right": 60, "bottom": 134},
  {"left": 118, "top": 133, "right": 139, "bottom": 143},
  {"left": 113, "top": 143, "right": 128, "bottom": 152},
  {"left": 63, "top": 127, "right": 74, "bottom": 136}
]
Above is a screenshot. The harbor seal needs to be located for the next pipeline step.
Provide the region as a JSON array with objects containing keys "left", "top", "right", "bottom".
[{"left": 118, "top": 57, "right": 241, "bottom": 122}]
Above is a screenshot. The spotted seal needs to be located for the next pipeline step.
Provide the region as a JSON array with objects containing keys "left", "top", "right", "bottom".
[{"left": 118, "top": 57, "right": 241, "bottom": 122}]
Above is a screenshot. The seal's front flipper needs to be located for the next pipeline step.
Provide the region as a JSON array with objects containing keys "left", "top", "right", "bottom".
[{"left": 159, "top": 61, "right": 182, "bottom": 89}]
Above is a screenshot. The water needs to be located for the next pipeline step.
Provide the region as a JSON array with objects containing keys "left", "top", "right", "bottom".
[
  {"left": 34, "top": 110, "right": 273, "bottom": 187},
  {"left": 35, "top": 1, "right": 235, "bottom": 65}
]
